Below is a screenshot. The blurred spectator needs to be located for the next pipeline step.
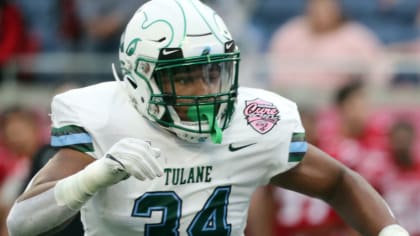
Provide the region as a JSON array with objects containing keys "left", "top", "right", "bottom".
[
  {"left": 0, "top": 106, "right": 45, "bottom": 202},
  {"left": 0, "top": 83, "right": 84, "bottom": 236},
  {"left": 75, "top": 0, "right": 141, "bottom": 53},
  {"left": 60, "top": 0, "right": 81, "bottom": 50},
  {"left": 387, "top": 120, "right": 418, "bottom": 167},
  {"left": 0, "top": 106, "right": 46, "bottom": 235},
  {"left": 11, "top": 0, "right": 81, "bottom": 84},
  {"left": 0, "top": 0, "right": 23, "bottom": 69},
  {"left": 14, "top": 0, "right": 78, "bottom": 52},
  {"left": 250, "top": 0, "right": 419, "bottom": 49},
  {"left": 317, "top": 79, "right": 389, "bottom": 186},
  {"left": 377, "top": 119, "right": 420, "bottom": 236},
  {"left": 248, "top": 0, "right": 307, "bottom": 52},
  {"left": 73, "top": 0, "right": 144, "bottom": 83},
  {"left": 315, "top": 79, "right": 420, "bottom": 235},
  {"left": 0, "top": 83, "right": 83, "bottom": 235},
  {"left": 341, "top": 0, "right": 419, "bottom": 45},
  {"left": 0, "top": 0, "right": 37, "bottom": 82},
  {"left": 267, "top": 0, "right": 387, "bottom": 92}
]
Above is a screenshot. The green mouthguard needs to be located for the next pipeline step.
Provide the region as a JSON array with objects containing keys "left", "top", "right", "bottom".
[{"left": 187, "top": 105, "right": 222, "bottom": 144}]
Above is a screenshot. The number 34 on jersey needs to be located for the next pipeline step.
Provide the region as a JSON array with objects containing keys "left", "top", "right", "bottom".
[{"left": 132, "top": 186, "right": 232, "bottom": 236}]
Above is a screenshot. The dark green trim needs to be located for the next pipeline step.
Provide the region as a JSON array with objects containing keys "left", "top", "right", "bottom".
[
  {"left": 288, "top": 152, "right": 305, "bottom": 162},
  {"left": 51, "top": 125, "right": 88, "bottom": 136},
  {"left": 291, "top": 132, "right": 306, "bottom": 142}
]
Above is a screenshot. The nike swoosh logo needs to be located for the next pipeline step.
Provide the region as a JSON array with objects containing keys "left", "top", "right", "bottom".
[
  {"left": 225, "top": 42, "right": 234, "bottom": 50},
  {"left": 162, "top": 49, "right": 179, "bottom": 55},
  {"left": 228, "top": 143, "right": 256, "bottom": 152}
]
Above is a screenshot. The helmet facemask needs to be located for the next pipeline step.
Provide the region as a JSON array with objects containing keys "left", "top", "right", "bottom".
[{"left": 148, "top": 52, "right": 239, "bottom": 143}]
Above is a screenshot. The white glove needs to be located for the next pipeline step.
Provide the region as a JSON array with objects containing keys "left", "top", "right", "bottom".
[
  {"left": 55, "top": 138, "right": 164, "bottom": 209},
  {"left": 101, "top": 138, "right": 163, "bottom": 181},
  {"left": 81, "top": 138, "right": 164, "bottom": 192}
]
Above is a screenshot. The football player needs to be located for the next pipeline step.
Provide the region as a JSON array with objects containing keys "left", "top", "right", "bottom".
[{"left": 7, "top": 0, "right": 409, "bottom": 236}]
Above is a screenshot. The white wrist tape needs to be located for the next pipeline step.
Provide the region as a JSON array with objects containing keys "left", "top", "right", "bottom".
[
  {"left": 7, "top": 188, "right": 78, "bottom": 236},
  {"left": 55, "top": 158, "right": 128, "bottom": 210},
  {"left": 378, "top": 224, "right": 410, "bottom": 236},
  {"left": 55, "top": 138, "right": 163, "bottom": 210}
]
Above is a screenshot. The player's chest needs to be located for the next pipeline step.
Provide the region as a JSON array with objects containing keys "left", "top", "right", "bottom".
[{"left": 91, "top": 149, "right": 256, "bottom": 236}]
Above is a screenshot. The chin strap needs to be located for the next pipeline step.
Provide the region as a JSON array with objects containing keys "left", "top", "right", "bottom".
[{"left": 187, "top": 105, "right": 222, "bottom": 144}]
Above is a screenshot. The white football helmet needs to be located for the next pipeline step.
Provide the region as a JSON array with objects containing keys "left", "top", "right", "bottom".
[{"left": 114, "top": 0, "right": 240, "bottom": 144}]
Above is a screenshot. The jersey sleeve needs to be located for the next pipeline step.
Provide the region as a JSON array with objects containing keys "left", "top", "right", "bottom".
[
  {"left": 49, "top": 94, "right": 95, "bottom": 155},
  {"left": 287, "top": 106, "right": 307, "bottom": 164},
  {"left": 266, "top": 101, "right": 308, "bottom": 181}
]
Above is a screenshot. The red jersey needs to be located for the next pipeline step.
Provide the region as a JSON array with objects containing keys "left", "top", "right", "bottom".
[
  {"left": 316, "top": 108, "right": 390, "bottom": 187},
  {"left": 378, "top": 158, "right": 420, "bottom": 236}
]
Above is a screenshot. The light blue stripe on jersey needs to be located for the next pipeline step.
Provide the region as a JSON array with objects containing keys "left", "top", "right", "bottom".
[
  {"left": 289, "top": 141, "right": 308, "bottom": 153},
  {"left": 51, "top": 133, "right": 92, "bottom": 146}
]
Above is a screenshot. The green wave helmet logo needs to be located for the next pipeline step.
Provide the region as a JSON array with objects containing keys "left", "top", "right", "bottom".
[{"left": 126, "top": 39, "right": 142, "bottom": 56}]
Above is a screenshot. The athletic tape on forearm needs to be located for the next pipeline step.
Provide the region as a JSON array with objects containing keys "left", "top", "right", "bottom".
[
  {"left": 7, "top": 188, "right": 78, "bottom": 236},
  {"left": 55, "top": 157, "right": 127, "bottom": 210},
  {"left": 378, "top": 224, "right": 410, "bottom": 236}
]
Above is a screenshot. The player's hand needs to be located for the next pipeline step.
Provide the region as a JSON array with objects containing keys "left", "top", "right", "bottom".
[
  {"left": 103, "top": 138, "right": 164, "bottom": 181},
  {"left": 82, "top": 138, "right": 164, "bottom": 192}
]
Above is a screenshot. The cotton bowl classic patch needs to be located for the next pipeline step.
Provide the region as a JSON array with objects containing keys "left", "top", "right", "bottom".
[{"left": 243, "top": 98, "right": 280, "bottom": 134}]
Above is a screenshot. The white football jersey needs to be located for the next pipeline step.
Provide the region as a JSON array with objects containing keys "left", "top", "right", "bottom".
[{"left": 50, "top": 81, "right": 307, "bottom": 236}]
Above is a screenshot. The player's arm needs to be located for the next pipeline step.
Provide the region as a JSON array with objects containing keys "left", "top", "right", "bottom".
[
  {"left": 6, "top": 148, "right": 93, "bottom": 236},
  {"left": 7, "top": 138, "right": 163, "bottom": 236},
  {"left": 270, "top": 144, "right": 409, "bottom": 236},
  {"left": 16, "top": 148, "right": 94, "bottom": 202},
  {"left": 245, "top": 186, "right": 275, "bottom": 236}
]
